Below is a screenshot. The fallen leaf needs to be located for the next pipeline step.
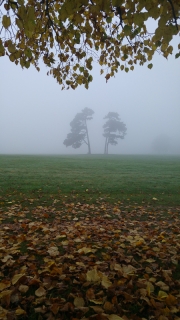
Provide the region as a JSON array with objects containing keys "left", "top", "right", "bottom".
[
  {"left": 35, "top": 286, "right": 46, "bottom": 297},
  {"left": 158, "top": 290, "right": 168, "bottom": 299},
  {"left": 15, "top": 308, "right": 26, "bottom": 315},
  {"left": 74, "top": 297, "right": 85, "bottom": 307},
  {"left": 12, "top": 274, "right": 26, "bottom": 285},
  {"left": 107, "top": 315, "right": 124, "bottom": 320},
  {"left": 86, "top": 269, "right": 101, "bottom": 282}
]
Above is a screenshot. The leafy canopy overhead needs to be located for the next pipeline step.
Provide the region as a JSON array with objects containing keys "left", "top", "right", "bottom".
[{"left": 0, "top": 0, "right": 180, "bottom": 89}]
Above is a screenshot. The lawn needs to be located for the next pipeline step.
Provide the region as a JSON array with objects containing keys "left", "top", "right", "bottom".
[
  {"left": 0, "top": 155, "right": 180, "bottom": 320},
  {"left": 0, "top": 154, "right": 180, "bottom": 206}
]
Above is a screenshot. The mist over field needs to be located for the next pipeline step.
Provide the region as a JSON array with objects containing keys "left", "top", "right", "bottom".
[{"left": 0, "top": 40, "right": 180, "bottom": 155}]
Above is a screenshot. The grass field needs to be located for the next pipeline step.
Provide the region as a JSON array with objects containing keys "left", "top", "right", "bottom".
[
  {"left": 0, "top": 155, "right": 180, "bottom": 320},
  {"left": 0, "top": 154, "right": 180, "bottom": 207}
]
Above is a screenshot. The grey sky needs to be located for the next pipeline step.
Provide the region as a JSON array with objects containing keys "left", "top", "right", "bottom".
[{"left": 0, "top": 38, "right": 180, "bottom": 155}]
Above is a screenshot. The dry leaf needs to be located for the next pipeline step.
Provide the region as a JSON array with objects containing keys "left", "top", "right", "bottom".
[
  {"left": 107, "top": 315, "right": 124, "bottom": 320},
  {"left": 35, "top": 286, "right": 46, "bottom": 297},
  {"left": 74, "top": 297, "right": 85, "bottom": 307},
  {"left": 11, "top": 274, "right": 26, "bottom": 285},
  {"left": 15, "top": 308, "right": 26, "bottom": 315},
  {"left": 86, "top": 269, "right": 101, "bottom": 282}
]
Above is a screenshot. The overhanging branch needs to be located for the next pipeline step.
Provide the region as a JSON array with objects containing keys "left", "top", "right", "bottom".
[{"left": 167, "top": 0, "right": 179, "bottom": 30}]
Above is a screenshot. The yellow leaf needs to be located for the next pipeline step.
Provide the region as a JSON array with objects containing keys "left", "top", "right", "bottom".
[
  {"left": 0, "top": 280, "right": 11, "bottom": 291},
  {"left": 62, "top": 240, "right": 69, "bottom": 245},
  {"left": 122, "top": 264, "right": 136, "bottom": 275},
  {"left": 89, "top": 299, "right": 103, "bottom": 305},
  {"left": 0, "top": 289, "right": 13, "bottom": 299},
  {"left": 107, "top": 315, "right": 124, "bottom": 320},
  {"left": 15, "top": 308, "right": 26, "bottom": 316},
  {"left": 146, "top": 258, "right": 156, "bottom": 263},
  {"left": 78, "top": 247, "right": 96, "bottom": 254},
  {"left": 135, "top": 240, "right": 144, "bottom": 246},
  {"left": 158, "top": 290, "right": 168, "bottom": 299},
  {"left": 101, "top": 275, "right": 112, "bottom": 289},
  {"left": 86, "top": 269, "right": 101, "bottom": 282},
  {"left": 12, "top": 274, "right": 26, "bottom": 285}
]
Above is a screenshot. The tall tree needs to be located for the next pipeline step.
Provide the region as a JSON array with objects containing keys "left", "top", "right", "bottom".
[
  {"left": 103, "top": 112, "right": 127, "bottom": 154},
  {"left": 0, "top": 1, "right": 179, "bottom": 89},
  {"left": 63, "top": 107, "right": 94, "bottom": 154}
]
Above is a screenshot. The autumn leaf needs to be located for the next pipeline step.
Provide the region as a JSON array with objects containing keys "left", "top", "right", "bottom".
[
  {"left": 165, "top": 294, "right": 177, "bottom": 306},
  {"left": 74, "top": 297, "right": 85, "bottom": 307},
  {"left": 18, "top": 284, "right": 29, "bottom": 293},
  {"left": 86, "top": 269, "right": 101, "bottom": 282},
  {"left": 107, "top": 315, "right": 124, "bottom": 320},
  {"left": 35, "top": 286, "right": 46, "bottom": 297},
  {"left": 11, "top": 274, "right": 26, "bottom": 285},
  {"left": 15, "top": 308, "right": 26, "bottom": 316},
  {"left": 101, "top": 275, "right": 112, "bottom": 289},
  {"left": 158, "top": 290, "right": 168, "bottom": 299}
]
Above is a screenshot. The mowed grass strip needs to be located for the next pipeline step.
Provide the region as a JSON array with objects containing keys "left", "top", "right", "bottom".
[{"left": 0, "top": 154, "right": 180, "bottom": 207}]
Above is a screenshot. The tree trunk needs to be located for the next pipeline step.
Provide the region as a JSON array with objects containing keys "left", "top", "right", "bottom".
[
  {"left": 85, "top": 119, "right": 91, "bottom": 154},
  {"left": 104, "top": 137, "right": 107, "bottom": 154},
  {"left": 104, "top": 137, "right": 109, "bottom": 154},
  {"left": 107, "top": 141, "right": 109, "bottom": 154}
]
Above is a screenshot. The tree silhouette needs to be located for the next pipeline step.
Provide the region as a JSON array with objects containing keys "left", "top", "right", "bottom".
[
  {"left": 103, "top": 112, "right": 127, "bottom": 154},
  {"left": 64, "top": 108, "right": 94, "bottom": 154}
]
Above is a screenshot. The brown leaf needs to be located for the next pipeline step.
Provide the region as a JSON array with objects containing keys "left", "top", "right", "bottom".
[
  {"left": 90, "top": 305, "right": 104, "bottom": 313},
  {"left": 18, "top": 284, "right": 29, "bottom": 293},
  {"left": 35, "top": 286, "right": 46, "bottom": 297},
  {"left": 103, "top": 301, "right": 114, "bottom": 312},
  {"left": 86, "top": 288, "right": 95, "bottom": 300},
  {"left": 165, "top": 294, "right": 177, "bottom": 306},
  {"left": 0, "top": 280, "right": 11, "bottom": 291},
  {"left": 60, "top": 302, "right": 74, "bottom": 312},
  {"left": 50, "top": 303, "right": 60, "bottom": 315},
  {"left": 74, "top": 297, "right": 85, "bottom": 307}
]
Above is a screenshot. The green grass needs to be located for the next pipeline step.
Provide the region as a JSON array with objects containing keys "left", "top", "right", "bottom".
[{"left": 0, "top": 154, "right": 180, "bottom": 207}]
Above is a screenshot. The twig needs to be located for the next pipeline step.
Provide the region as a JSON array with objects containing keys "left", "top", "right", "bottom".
[{"left": 167, "top": 0, "right": 179, "bottom": 30}]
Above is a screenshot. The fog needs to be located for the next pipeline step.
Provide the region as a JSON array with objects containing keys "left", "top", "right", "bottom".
[{"left": 0, "top": 41, "right": 180, "bottom": 155}]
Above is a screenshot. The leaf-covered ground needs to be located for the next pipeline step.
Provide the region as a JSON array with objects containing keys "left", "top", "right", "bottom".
[{"left": 0, "top": 201, "right": 180, "bottom": 320}]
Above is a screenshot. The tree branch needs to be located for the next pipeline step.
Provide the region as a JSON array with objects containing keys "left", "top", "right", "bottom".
[{"left": 167, "top": 0, "right": 179, "bottom": 30}]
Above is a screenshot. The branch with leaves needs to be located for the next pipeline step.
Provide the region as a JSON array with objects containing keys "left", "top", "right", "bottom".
[{"left": 0, "top": 0, "right": 180, "bottom": 89}]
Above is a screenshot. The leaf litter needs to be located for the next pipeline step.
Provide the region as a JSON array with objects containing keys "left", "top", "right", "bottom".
[{"left": 0, "top": 200, "right": 180, "bottom": 320}]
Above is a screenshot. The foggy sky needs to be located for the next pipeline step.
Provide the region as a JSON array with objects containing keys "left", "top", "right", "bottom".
[{"left": 0, "top": 38, "right": 180, "bottom": 155}]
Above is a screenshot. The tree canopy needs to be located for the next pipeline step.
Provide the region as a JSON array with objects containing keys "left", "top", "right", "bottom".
[
  {"left": 103, "top": 112, "right": 127, "bottom": 154},
  {"left": 0, "top": 0, "right": 179, "bottom": 89},
  {"left": 63, "top": 107, "right": 94, "bottom": 154}
]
